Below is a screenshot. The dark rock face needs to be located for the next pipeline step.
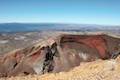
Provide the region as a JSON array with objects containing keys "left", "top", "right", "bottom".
[{"left": 0, "top": 34, "right": 120, "bottom": 77}]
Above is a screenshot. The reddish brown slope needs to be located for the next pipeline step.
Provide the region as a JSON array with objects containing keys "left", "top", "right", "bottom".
[{"left": 0, "top": 34, "right": 120, "bottom": 77}]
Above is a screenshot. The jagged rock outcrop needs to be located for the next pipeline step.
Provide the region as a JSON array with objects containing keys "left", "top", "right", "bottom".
[{"left": 0, "top": 34, "right": 120, "bottom": 77}]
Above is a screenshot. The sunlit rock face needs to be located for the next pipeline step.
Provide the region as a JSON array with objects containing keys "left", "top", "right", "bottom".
[{"left": 0, "top": 34, "right": 120, "bottom": 77}]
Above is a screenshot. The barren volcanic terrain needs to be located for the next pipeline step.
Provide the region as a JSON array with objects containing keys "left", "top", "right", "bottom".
[
  {"left": 0, "top": 31, "right": 120, "bottom": 80},
  {"left": 2, "top": 56, "right": 120, "bottom": 80}
]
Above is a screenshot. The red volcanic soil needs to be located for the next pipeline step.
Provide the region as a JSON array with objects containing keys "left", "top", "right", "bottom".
[{"left": 0, "top": 34, "right": 120, "bottom": 77}]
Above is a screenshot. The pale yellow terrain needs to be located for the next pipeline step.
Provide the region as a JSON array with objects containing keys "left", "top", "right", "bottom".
[{"left": 1, "top": 56, "right": 120, "bottom": 80}]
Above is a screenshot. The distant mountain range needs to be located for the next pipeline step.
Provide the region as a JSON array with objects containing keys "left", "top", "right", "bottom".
[{"left": 0, "top": 23, "right": 120, "bottom": 33}]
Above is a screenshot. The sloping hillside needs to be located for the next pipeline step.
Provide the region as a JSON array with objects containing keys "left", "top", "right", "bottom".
[
  {"left": 1, "top": 56, "right": 120, "bottom": 80},
  {"left": 0, "top": 33, "right": 120, "bottom": 79}
]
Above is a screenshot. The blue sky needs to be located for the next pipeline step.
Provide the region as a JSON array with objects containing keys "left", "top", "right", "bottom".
[{"left": 0, "top": 0, "right": 120, "bottom": 25}]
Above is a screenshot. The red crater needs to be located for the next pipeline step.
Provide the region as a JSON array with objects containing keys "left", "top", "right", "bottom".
[{"left": 0, "top": 34, "right": 120, "bottom": 77}]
